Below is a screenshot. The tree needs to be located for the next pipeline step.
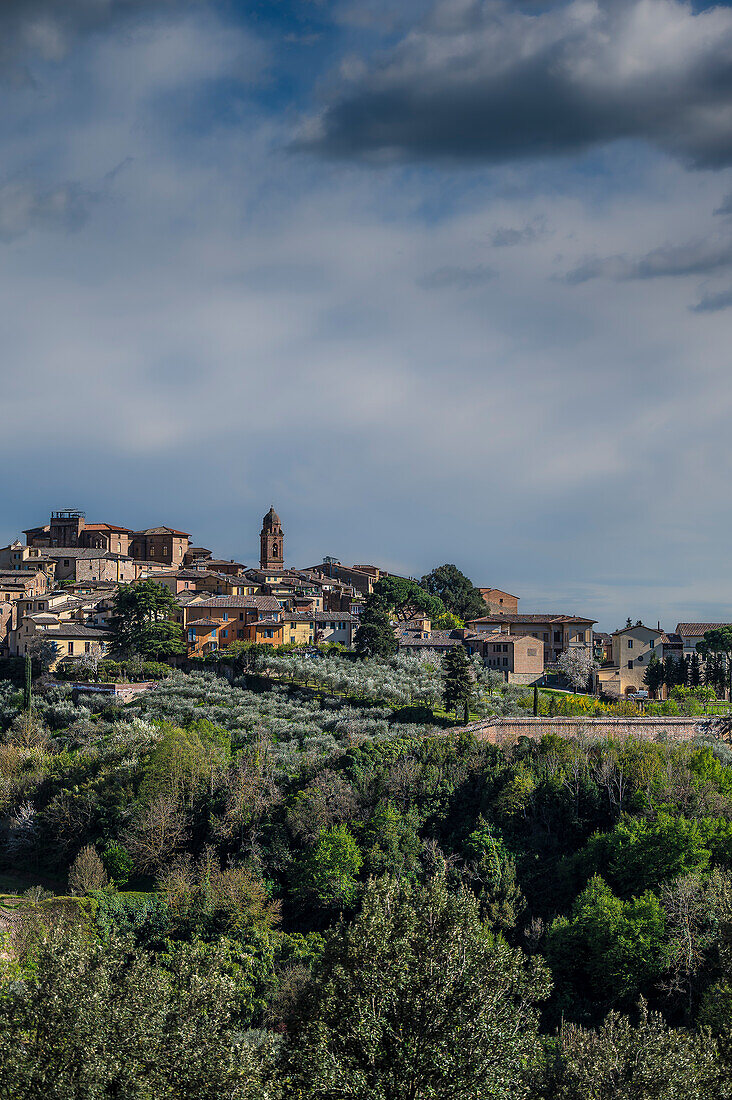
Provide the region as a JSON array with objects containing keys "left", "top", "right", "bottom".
[
  {"left": 0, "top": 930, "right": 281, "bottom": 1100},
  {"left": 546, "top": 875, "right": 667, "bottom": 1020},
  {"left": 76, "top": 642, "right": 104, "bottom": 682},
  {"left": 68, "top": 845, "right": 108, "bottom": 895},
  {"left": 663, "top": 654, "right": 680, "bottom": 692},
  {"left": 26, "top": 635, "right": 59, "bottom": 677},
  {"left": 443, "top": 644, "right": 474, "bottom": 719},
  {"left": 690, "top": 652, "right": 702, "bottom": 688},
  {"left": 23, "top": 653, "right": 32, "bottom": 711},
  {"left": 109, "top": 580, "right": 185, "bottom": 660},
  {"left": 297, "top": 824, "right": 363, "bottom": 911},
  {"left": 643, "top": 652, "right": 665, "bottom": 698},
  {"left": 552, "top": 1001, "right": 724, "bottom": 1100},
  {"left": 354, "top": 596, "right": 398, "bottom": 659},
  {"left": 124, "top": 793, "right": 188, "bottom": 873},
  {"left": 699, "top": 626, "right": 732, "bottom": 700},
  {"left": 420, "top": 564, "right": 487, "bottom": 622},
  {"left": 463, "top": 819, "right": 525, "bottom": 932},
  {"left": 557, "top": 648, "right": 598, "bottom": 692},
  {"left": 286, "top": 874, "right": 550, "bottom": 1100},
  {"left": 373, "top": 576, "right": 445, "bottom": 622}
]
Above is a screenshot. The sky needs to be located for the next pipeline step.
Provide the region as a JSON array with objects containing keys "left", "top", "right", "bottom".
[{"left": 2, "top": 0, "right": 732, "bottom": 631}]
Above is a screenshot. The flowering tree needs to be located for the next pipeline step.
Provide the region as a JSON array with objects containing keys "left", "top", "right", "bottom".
[{"left": 557, "top": 648, "right": 598, "bottom": 692}]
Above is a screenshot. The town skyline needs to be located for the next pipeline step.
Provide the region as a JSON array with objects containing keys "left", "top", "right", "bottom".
[{"left": 3, "top": 500, "right": 730, "bottom": 635}]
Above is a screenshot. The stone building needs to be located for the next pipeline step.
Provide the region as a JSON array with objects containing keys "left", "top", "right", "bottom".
[
  {"left": 24, "top": 511, "right": 190, "bottom": 565},
  {"left": 466, "top": 612, "right": 596, "bottom": 664},
  {"left": 129, "top": 527, "right": 190, "bottom": 567},
  {"left": 260, "top": 507, "right": 284, "bottom": 571},
  {"left": 478, "top": 588, "right": 520, "bottom": 615}
]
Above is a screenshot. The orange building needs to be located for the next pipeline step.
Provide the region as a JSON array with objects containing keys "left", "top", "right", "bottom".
[{"left": 185, "top": 594, "right": 283, "bottom": 654}]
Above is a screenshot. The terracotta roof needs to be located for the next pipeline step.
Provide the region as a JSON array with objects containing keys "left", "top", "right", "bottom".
[
  {"left": 611, "top": 624, "right": 663, "bottom": 637},
  {"left": 193, "top": 595, "right": 282, "bottom": 611},
  {"left": 676, "top": 622, "right": 732, "bottom": 637},
  {"left": 467, "top": 613, "right": 596, "bottom": 625},
  {"left": 83, "top": 523, "right": 131, "bottom": 533},
  {"left": 134, "top": 527, "right": 191, "bottom": 537},
  {"left": 283, "top": 612, "right": 357, "bottom": 623},
  {"left": 188, "top": 618, "right": 220, "bottom": 629}
]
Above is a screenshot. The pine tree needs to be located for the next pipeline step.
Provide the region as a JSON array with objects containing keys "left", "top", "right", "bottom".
[{"left": 354, "top": 596, "right": 398, "bottom": 659}]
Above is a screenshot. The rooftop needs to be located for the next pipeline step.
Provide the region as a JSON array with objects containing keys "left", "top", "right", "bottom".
[
  {"left": 467, "top": 613, "right": 596, "bottom": 625},
  {"left": 676, "top": 622, "right": 732, "bottom": 637},
  {"left": 192, "top": 595, "right": 282, "bottom": 611}
]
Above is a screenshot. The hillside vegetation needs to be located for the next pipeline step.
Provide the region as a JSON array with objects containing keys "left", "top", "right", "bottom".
[{"left": 0, "top": 658, "right": 731, "bottom": 1098}]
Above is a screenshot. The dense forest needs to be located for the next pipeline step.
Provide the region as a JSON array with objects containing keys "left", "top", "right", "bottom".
[{"left": 1, "top": 656, "right": 732, "bottom": 1097}]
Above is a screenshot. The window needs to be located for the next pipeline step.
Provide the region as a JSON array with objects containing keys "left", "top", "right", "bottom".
[
  {"left": 222, "top": 612, "right": 228, "bottom": 621},
  {"left": 638, "top": 655, "right": 644, "bottom": 663},
  {"left": 628, "top": 660, "right": 634, "bottom": 669},
  {"left": 222, "top": 629, "right": 228, "bottom": 638},
  {"left": 237, "top": 629, "right": 244, "bottom": 638},
  {"left": 239, "top": 612, "right": 244, "bottom": 620},
  {"left": 64, "top": 560, "right": 70, "bottom": 567},
  {"left": 503, "top": 657, "right": 508, "bottom": 666},
  {"left": 68, "top": 642, "right": 74, "bottom": 655},
  {"left": 554, "top": 631, "right": 562, "bottom": 642},
  {"left": 628, "top": 639, "right": 633, "bottom": 649}
]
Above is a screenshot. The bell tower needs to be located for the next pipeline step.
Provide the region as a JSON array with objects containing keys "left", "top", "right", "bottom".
[{"left": 260, "top": 506, "right": 284, "bottom": 570}]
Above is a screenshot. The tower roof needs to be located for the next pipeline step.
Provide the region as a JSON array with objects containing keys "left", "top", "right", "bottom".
[{"left": 262, "top": 506, "right": 281, "bottom": 529}]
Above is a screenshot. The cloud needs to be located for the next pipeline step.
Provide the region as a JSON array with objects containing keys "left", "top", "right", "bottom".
[
  {"left": 690, "top": 286, "right": 732, "bottom": 313},
  {"left": 714, "top": 193, "right": 732, "bottom": 217},
  {"left": 0, "top": 0, "right": 185, "bottom": 83},
  {"left": 491, "top": 217, "right": 548, "bottom": 247},
  {"left": 0, "top": 179, "right": 96, "bottom": 241},
  {"left": 417, "top": 263, "right": 497, "bottom": 289},
  {"left": 563, "top": 238, "right": 732, "bottom": 284},
  {"left": 300, "top": 0, "right": 732, "bottom": 168}
]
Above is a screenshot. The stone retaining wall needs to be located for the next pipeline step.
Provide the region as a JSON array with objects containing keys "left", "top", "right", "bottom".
[{"left": 462, "top": 716, "right": 724, "bottom": 744}]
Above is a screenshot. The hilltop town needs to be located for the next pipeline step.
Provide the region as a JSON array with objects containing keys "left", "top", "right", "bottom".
[{"left": 0, "top": 506, "right": 725, "bottom": 700}]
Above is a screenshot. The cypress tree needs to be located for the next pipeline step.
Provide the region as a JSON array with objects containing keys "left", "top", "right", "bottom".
[
  {"left": 23, "top": 653, "right": 32, "bottom": 713},
  {"left": 443, "top": 646, "right": 474, "bottom": 719}
]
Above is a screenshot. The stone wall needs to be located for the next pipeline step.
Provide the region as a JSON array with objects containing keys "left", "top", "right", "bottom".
[{"left": 463, "top": 716, "right": 723, "bottom": 744}]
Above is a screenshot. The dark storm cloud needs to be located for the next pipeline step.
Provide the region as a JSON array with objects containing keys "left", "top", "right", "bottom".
[
  {"left": 300, "top": 0, "right": 732, "bottom": 168},
  {"left": 563, "top": 238, "right": 732, "bottom": 284},
  {"left": 417, "top": 263, "right": 497, "bottom": 289}
]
